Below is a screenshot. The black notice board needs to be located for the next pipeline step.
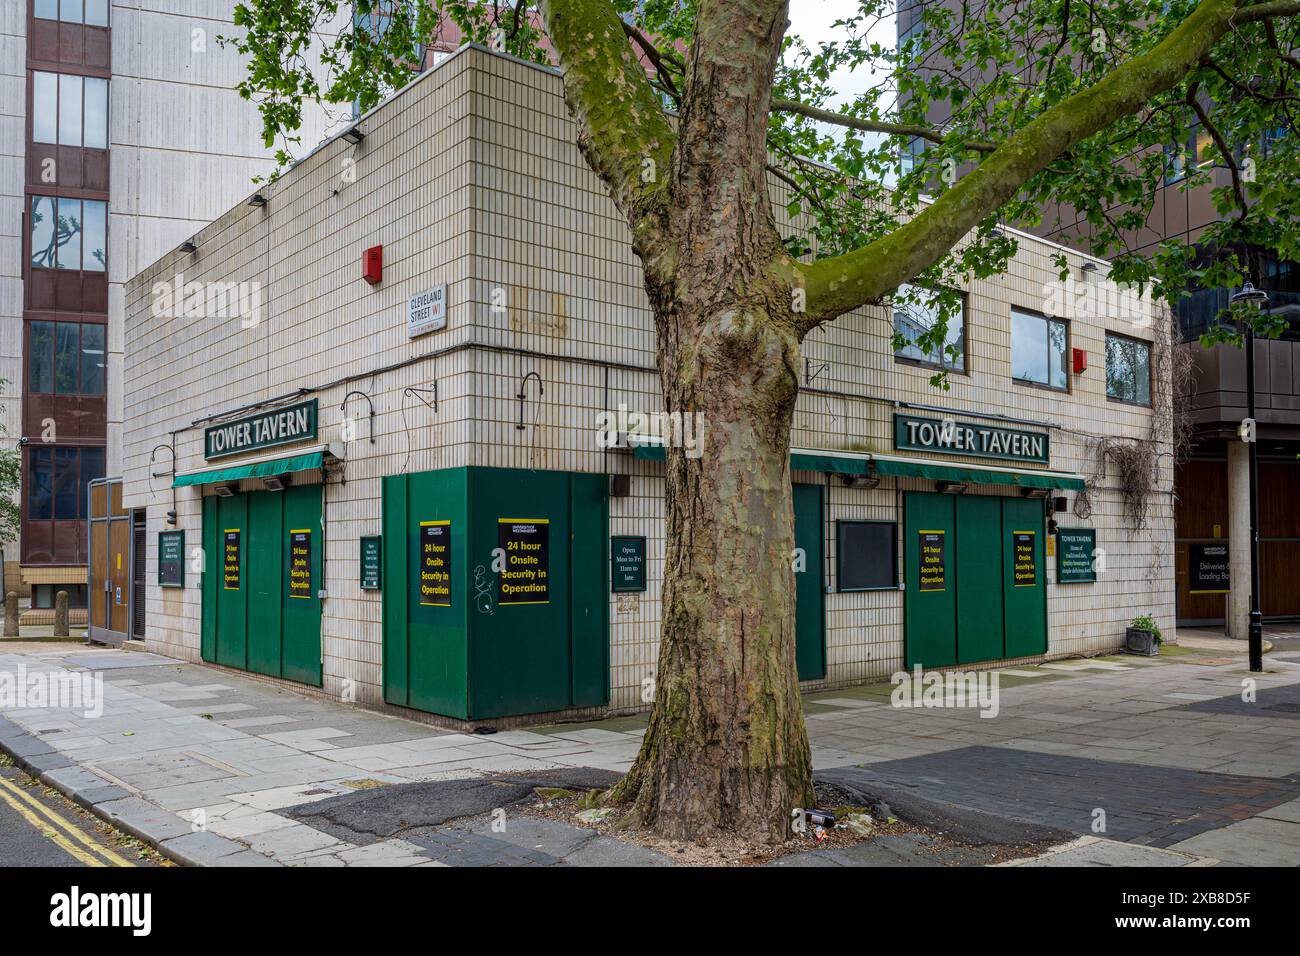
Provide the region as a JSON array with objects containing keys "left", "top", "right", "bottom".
[
  {"left": 158, "top": 530, "right": 184, "bottom": 588},
  {"left": 837, "top": 521, "right": 897, "bottom": 591},
  {"left": 1189, "top": 543, "right": 1230, "bottom": 594},
  {"left": 611, "top": 535, "right": 646, "bottom": 592},
  {"left": 1056, "top": 527, "right": 1096, "bottom": 583},
  {"left": 360, "top": 535, "right": 382, "bottom": 590}
]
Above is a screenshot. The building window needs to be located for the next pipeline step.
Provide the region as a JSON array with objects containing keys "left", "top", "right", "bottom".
[
  {"left": 32, "top": 584, "right": 88, "bottom": 609},
  {"left": 34, "top": 0, "right": 109, "bottom": 27},
  {"left": 1011, "top": 308, "right": 1068, "bottom": 390},
  {"left": 30, "top": 196, "right": 107, "bottom": 272},
  {"left": 1105, "top": 333, "right": 1152, "bottom": 405},
  {"left": 28, "top": 321, "right": 106, "bottom": 395},
  {"left": 893, "top": 284, "right": 966, "bottom": 371},
  {"left": 837, "top": 521, "right": 898, "bottom": 591},
  {"left": 33, "top": 71, "right": 108, "bottom": 148},
  {"left": 27, "top": 446, "right": 104, "bottom": 520}
]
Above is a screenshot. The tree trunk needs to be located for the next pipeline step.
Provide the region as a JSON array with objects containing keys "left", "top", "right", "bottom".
[{"left": 612, "top": 290, "right": 814, "bottom": 843}]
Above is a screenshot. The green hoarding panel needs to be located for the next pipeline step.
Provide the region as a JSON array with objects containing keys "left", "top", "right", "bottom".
[
  {"left": 281, "top": 484, "right": 323, "bottom": 686},
  {"left": 173, "top": 451, "right": 324, "bottom": 488},
  {"left": 406, "top": 468, "right": 469, "bottom": 719},
  {"left": 1002, "top": 496, "right": 1048, "bottom": 658},
  {"left": 904, "top": 491, "right": 957, "bottom": 668},
  {"left": 570, "top": 473, "right": 609, "bottom": 708},
  {"left": 215, "top": 493, "right": 248, "bottom": 669},
  {"left": 871, "top": 457, "right": 1084, "bottom": 490},
  {"left": 955, "top": 495, "right": 1004, "bottom": 664},
  {"left": 382, "top": 475, "right": 410, "bottom": 707},
  {"left": 468, "top": 468, "right": 574, "bottom": 719},
  {"left": 246, "top": 490, "right": 284, "bottom": 677},
  {"left": 201, "top": 497, "right": 217, "bottom": 663},
  {"left": 793, "top": 483, "right": 826, "bottom": 680}
]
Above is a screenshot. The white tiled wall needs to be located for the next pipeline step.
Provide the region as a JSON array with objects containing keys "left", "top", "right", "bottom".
[{"left": 123, "top": 46, "right": 1176, "bottom": 717}]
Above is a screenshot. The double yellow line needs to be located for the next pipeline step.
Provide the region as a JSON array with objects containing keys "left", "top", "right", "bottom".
[{"left": 0, "top": 774, "right": 134, "bottom": 867}]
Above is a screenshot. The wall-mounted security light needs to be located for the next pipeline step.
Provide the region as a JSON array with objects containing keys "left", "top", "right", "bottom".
[
  {"left": 936, "top": 481, "right": 968, "bottom": 494},
  {"left": 1081, "top": 261, "right": 1098, "bottom": 274},
  {"left": 341, "top": 126, "right": 366, "bottom": 145},
  {"left": 213, "top": 483, "right": 238, "bottom": 497},
  {"left": 166, "top": 510, "right": 177, "bottom": 526},
  {"left": 1020, "top": 487, "right": 1052, "bottom": 499},
  {"left": 841, "top": 475, "right": 880, "bottom": 489},
  {"left": 247, "top": 193, "right": 267, "bottom": 208},
  {"left": 179, "top": 239, "right": 197, "bottom": 253},
  {"left": 262, "top": 474, "right": 290, "bottom": 491}
]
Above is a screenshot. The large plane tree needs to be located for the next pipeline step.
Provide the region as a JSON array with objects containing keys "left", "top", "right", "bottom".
[{"left": 230, "top": 0, "right": 1300, "bottom": 841}]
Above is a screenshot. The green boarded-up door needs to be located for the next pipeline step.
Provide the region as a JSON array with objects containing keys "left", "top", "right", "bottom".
[
  {"left": 793, "top": 483, "right": 825, "bottom": 680},
  {"left": 904, "top": 492, "right": 957, "bottom": 667},
  {"left": 202, "top": 484, "right": 322, "bottom": 686},
  {"left": 381, "top": 467, "right": 608, "bottom": 721},
  {"left": 955, "top": 495, "right": 1004, "bottom": 664},
  {"left": 1002, "top": 496, "right": 1048, "bottom": 658}
]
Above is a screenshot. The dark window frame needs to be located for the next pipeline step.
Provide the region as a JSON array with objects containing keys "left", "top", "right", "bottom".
[
  {"left": 31, "top": 69, "right": 109, "bottom": 149},
  {"left": 835, "top": 519, "right": 899, "bottom": 593},
  {"left": 29, "top": 194, "right": 108, "bottom": 273},
  {"left": 893, "top": 285, "right": 969, "bottom": 374},
  {"left": 1011, "top": 306, "right": 1070, "bottom": 392},
  {"left": 27, "top": 319, "right": 107, "bottom": 396},
  {"left": 1104, "top": 331, "right": 1154, "bottom": 407},
  {"left": 26, "top": 445, "right": 104, "bottom": 521},
  {"left": 34, "top": 0, "right": 110, "bottom": 27}
]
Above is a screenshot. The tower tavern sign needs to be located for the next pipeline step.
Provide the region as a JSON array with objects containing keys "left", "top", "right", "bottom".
[
  {"left": 893, "top": 412, "right": 1050, "bottom": 464},
  {"left": 205, "top": 400, "right": 319, "bottom": 460}
]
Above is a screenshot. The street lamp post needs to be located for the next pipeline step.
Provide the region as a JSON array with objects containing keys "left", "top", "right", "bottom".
[{"left": 1230, "top": 281, "right": 1268, "bottom": 673}]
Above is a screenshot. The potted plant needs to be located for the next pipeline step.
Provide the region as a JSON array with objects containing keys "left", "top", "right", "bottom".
[{"left": 1124, "top": 614, "right": 1162, "bottom": 657}]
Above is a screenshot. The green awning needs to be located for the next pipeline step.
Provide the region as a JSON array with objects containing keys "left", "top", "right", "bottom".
[
  {"left": 870, "top": 457, "right": 1085, "bottom": 490},
  {"left": 631, "top": 445, "right": 869, "bottom": 475},
  {"left": 173, "top": 451, "right": 324, "bottom": 488}
]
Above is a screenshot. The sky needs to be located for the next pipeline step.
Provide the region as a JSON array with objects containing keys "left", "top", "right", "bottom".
[{"left": 786, "top": 0, "right": 896, "bottom": 110}]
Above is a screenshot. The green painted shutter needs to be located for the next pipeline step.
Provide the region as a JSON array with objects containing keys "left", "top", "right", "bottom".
[
  {"left": 904, "top": 491, "right": 957, "bottom": 668},
  {"left": 793, "top": 483, "right": 826, "bottom": 680},
  {"left": 215, "top": 493, "right": 248, "bottom": 669},
  {"left": 201, "top": 495, "right": 218, "bottom": 663},
  {"left": 569, "top": 473, "right": 609, "bottom": 707},
  {"left": 280, "top": 484, "right": 323, "bottom": 686},
  {"left": 1002, "top": 496, "right": 1048, "bottom": 658},
  {"left": 246, "top": 490, "right": 284, "bottom": 677},
  {"left": 382, "top": 474, "right": 410, "bottom": 706},
  {"left": 955, "top": 495, "right": 1005, "bottom": 664}
]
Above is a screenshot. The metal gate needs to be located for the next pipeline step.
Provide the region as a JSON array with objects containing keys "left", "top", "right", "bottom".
[
  {"left": 132, "top": 510, "right": 147, "bottom": 639},
  {"left": 87, "top": 477, "right": 131, "bottom": 645}
]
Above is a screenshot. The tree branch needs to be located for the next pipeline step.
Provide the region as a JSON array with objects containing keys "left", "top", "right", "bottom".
[
  {"left": 770, "top": 98, "right": 997, "bottom": 152},
  {"left": 796, "top": 0, "right": 1273, "bottom": 326},
  {"left": 538, "top": 0, "right": 676, "bottom": 245}
]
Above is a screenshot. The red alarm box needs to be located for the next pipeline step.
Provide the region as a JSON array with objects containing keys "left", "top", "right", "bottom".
[
  {"left": 1072, "top": 347, "right": 1087, "bottom": 374},
  {"left": 362, "top": 245, "right": 383, "bottom": 285}
]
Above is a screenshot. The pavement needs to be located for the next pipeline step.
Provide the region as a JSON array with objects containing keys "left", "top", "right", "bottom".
[{"left": 2, "top": 627, "right": 1300, "bottom": 866}]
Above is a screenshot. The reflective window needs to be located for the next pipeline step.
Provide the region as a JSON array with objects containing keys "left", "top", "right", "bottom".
[
  {"left": 1011, "top": 308, "right": 1068, "bottom": 389},
  {"left": 26, "top": 447, "right": 104, "bottom": 521},
  {"left": 1106, "top": 333, "right": 1152, "bottom": 405},
  {"left": 32, "top": 72, "right": 107, "bottom": 148},
  {"left": 34, "top": 0, "right": 108, "bottom": 26},
  {"left": 28, "top": 321, "right": 107, "bottom": 396},
  {"left": 30, "top": 197, "right": 107, "bottom": 271},
  {"left": 893, "top": 284, "right": 966, "bottom": 371}
]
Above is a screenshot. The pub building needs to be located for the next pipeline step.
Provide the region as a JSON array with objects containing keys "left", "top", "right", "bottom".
[{"left": 119, "top": 46, "right": 1175, "bottom": 727}]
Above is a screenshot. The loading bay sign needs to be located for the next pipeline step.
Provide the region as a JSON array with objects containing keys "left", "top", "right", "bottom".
[
  {"left": 894, "top": 412, "right": 1049, "bottom": 464},
  {"left": 205, "top": 399, "right": 318, "bottom": 460},
  {"left": 408, "top": 285, "right": 447, "bottom": 338}
]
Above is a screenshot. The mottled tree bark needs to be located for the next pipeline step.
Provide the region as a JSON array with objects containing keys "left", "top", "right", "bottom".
[{"left": 538, "top": 0, "right": 1266, "bottom": 842}]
